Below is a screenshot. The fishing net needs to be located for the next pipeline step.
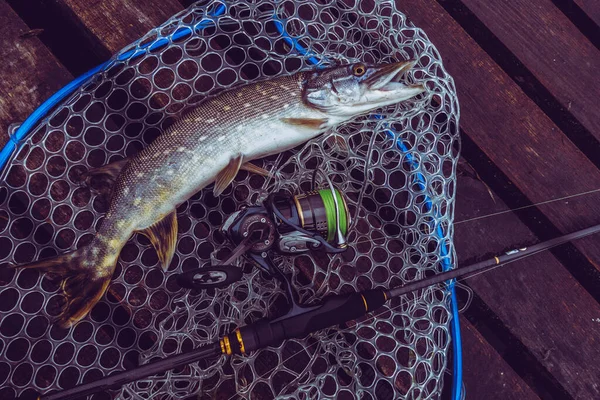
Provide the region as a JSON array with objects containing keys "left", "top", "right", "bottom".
[{"left": 0, "top": 1, "right": 460, "bottom": 399}]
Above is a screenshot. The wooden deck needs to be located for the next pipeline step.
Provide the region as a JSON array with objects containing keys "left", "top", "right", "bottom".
[{"left": 0, "top": 0, "right": 599, "bottom": 398}]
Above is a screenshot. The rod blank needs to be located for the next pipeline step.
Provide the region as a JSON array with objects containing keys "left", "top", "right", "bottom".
[
  {"left": 387, "top": 223, "right": 600, "bottom": 299},
  {"left": 40, "top": 343, "right": 221, "bottom": 400}
]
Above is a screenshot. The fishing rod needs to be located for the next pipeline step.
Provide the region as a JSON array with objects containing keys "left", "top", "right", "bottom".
[{"left": 39, "top": 222, "right": 600, "bottom": 400}]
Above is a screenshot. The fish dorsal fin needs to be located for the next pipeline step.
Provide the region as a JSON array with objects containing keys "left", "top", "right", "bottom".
[
  {"left": 281, "top": 117, "right": 328, "bottom": 130},
  {"left": 214, "top": 154, "right": 243, "bottom": 196},
  {"left": 82, "top": 158, "right": 129, "bottom": 186},
  {"left": 140, "top": 211, "right": 178, "bottom": 271}
]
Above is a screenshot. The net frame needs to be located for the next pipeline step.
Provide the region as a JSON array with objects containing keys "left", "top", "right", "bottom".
[{"left": 0, "top": 1, "right": 460, "bottom": 399}]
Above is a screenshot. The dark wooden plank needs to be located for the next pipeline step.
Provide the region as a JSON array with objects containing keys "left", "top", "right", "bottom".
[
  {"left": 0, "top": 2, "right": 72, "bottom": 149},
  {"left": 573, "top": 0, "right": 600, "bottom": 26},
  {"left": 462, "top": 0, "right": 600, "bottom": 139},
  {"left": 461, "top": 318, "right": 540, "bottom": 400},
  {"left": 6, "top": 0, "right": 111, "bottom": 76},
  {"left": 435, "top": 0, "right": 600, "bottom": 174},
  {"left": 63, "top": 0, "right": 256, "bottom": 83},
  {"left": 62, "top": 0, "right": 183, "bottom": 53}
]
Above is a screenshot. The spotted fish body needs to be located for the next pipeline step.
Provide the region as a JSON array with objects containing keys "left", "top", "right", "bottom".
[
  {"left": 17, "top": 61, "right": 426, "bottom": 327},
  {"left": 106, "top": 73, "right": 332, "bottom": 248}
]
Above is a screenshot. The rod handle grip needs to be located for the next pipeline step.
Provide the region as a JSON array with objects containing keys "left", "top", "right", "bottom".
[{"left": 222, "top": 289, "right": 387, "bottom": 354}]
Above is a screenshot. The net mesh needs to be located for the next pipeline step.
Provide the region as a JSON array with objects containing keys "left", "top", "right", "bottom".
[{"left": 0, "top": 1, "right": 460, "bottom": 399}]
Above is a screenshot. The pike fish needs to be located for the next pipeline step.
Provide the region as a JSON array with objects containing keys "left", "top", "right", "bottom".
[{"left": 16, "top": 60, "right": 425, "bottom": 327}]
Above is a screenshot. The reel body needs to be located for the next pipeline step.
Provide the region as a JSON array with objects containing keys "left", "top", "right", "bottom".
[{"left": 177, "top": 185, "right": 350, "bottom": 290}]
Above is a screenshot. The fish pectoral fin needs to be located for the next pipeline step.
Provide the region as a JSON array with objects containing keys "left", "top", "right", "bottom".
[
  {"left": 241, "top": 162, "right": 273, "bottom": 178},
  {"left": 140, "top": 211, "right": 178, "bottom": 272},
  {"left": 214, "top": 154, "right": 243, "bottom": 196},
  {"left": 280, "top": 117, "right": 328, "bottom": 130},
  {"left": 81, "top": 158, "right": 129, "bottom": 187}
]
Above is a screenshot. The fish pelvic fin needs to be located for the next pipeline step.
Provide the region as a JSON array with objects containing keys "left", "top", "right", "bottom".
[
  {"left": 214, "top": 154, "right": 243, "bottom": 197},
  {"left": 138, "top": 210, "right": 178, "bottom": 271},
  {"left": 324, "top": 134, "right": 349, "bottom": 155},
  {"left": 81, "top": 158, "right": 129, "bottom": 188},
  {"left": 13, "top": 246, "right": 115, "bottom": 328},
  {"left": 241, "top": 162, "right": 273, "bottom": 178}
]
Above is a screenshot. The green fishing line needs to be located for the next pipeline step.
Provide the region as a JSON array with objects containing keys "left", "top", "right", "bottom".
[{"left": 318, "top": 189, "right": 347, "bottom": 241}]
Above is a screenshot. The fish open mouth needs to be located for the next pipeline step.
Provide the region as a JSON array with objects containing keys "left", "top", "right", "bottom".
[
  {"left": 367, "top": 60, "right": 424, "bottom": 92},
  {"left": 362, "top": 60, "right": 426, "bottom": 105}
]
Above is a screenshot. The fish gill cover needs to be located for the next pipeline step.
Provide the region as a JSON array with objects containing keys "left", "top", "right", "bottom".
[{"left": 0, "top": 1, "right": 460, "bottom": 399}]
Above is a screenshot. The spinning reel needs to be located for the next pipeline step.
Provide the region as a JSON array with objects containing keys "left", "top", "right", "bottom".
[{"left": 176, "top": 171, "right": 350, "bottom": 291}]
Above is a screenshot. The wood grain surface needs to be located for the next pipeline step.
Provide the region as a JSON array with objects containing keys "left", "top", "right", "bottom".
[
  {"left": 462, "top": 0, "right": 600, "bottom": 138},
  {"left": 61, "top": 0, "right": 184, "bottom": 53},
  {"left": 460, "top": 318, "right": 540, "bottom": 400},
  {"left": 0, "top": 2, "right": 72, "bottom": 150},
  {"left": 400, "top": 0, "right": 600, "bottom": 398},
  {"left": 573, "top": 0, "right": 600, "bottom": 26}
]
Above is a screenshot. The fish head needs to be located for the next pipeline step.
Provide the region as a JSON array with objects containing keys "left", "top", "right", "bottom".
[{"left": 303, "top": 60, "right": 425, "bottom": 120}]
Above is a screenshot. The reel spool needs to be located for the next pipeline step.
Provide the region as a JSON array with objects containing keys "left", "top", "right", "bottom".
[{"left": 273, "top": 188, "right": 350, "bottom": 250}]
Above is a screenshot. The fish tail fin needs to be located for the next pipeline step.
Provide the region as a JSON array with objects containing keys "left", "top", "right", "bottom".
[{"left": 14, "top": 246, "right": 115, "bottom": 328}]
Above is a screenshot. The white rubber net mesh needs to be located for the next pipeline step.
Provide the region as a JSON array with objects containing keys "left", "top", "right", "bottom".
[{"left": 0, "top": 1, "right": 460, "bottom": 399}]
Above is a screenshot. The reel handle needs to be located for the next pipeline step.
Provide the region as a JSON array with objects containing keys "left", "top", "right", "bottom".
[
  {"left": 220, "top": 289, "right": 387, "bottom": 355},
  {"left": 175, "top": 225, "right": 265, "bottom": 290},
  {"left": 176, "top": 265, "right": 243, "bottom": 289}
]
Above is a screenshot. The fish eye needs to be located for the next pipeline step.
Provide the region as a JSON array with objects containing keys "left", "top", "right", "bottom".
[{"left": 352, "top": 63, "right": 366, "bottom": 76}]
